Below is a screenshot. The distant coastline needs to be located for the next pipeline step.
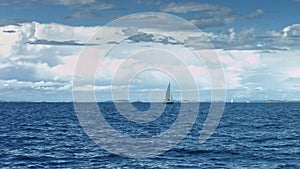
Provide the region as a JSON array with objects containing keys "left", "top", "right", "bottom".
[{"left": 1, "top": 100, "right": 300, "bottom": 103}]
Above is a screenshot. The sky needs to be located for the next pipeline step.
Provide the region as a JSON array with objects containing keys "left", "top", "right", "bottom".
[{"left": 1, "top": 0, "right": 300, "bottom": 102}]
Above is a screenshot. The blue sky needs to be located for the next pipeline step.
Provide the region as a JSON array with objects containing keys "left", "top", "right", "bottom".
[
  {"left": 1, "top": 0, "right": 300, "bottom": 102},
  {"left": 1, "top": 0, "right": 300, "bottom": 30}
]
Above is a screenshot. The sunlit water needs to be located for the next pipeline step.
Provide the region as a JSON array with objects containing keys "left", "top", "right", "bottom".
[{"left": 0, "top": 102, "right": 299, "bottom": 168}]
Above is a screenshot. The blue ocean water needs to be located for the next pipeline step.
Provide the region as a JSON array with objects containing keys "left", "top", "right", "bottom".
[{"left": 0, "top": 102, "right": 299, "bottom": 168}]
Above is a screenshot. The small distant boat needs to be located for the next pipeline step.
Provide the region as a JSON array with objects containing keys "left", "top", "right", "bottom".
[
  {"left": 164, "top": 83, "right": 174, "bottom": 104},
  {"left": 115, "top": 99, "right": 130, "bottom": 103},
  {"left": 133, "top": 99, "right": 142, "bottom": 103},
  {"left": 181, "top": 100, "right": 189, "bottom": 103}
]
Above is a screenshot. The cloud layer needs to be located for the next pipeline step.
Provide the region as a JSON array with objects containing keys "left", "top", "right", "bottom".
[{"left": 1, "top": 21, "right": 300, "bottom": 101}]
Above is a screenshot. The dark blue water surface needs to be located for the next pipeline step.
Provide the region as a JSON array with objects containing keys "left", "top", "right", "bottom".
[{"left": 0, "top": 102, "right": 299, "bottom": 168}]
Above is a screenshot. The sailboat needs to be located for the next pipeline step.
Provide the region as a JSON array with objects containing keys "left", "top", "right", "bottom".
[{"left": 164, "top": 83, "right": 174, "bottom": 104}]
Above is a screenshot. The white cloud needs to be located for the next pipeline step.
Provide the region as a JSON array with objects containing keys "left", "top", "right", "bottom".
[
  {"left": 161, "top": 2, "right": 221, "bottom": 13},
  {"left": 0, "top": 25, "right": 19, "bottom": 56},
  {"left": 282, "top": 24, "right": 300, "bottom": 37},
  {"left": 0, "top": 22, "right": 100, "bottom": 83},
  {"left": 0, "top": 79, "right": 69, "bottom": 91},
  {"left": 55, "top": 0, "right": 96, "bottom": 6},
  {"left": 247, "top": 9, "right": 264, "bottom": 18},
  {"left": 54, "top": 0, "right": 114, "bottom": 11},
  {"left": 0, "top": 0, "right": 114, "bottom": 11},
  {"left": 190, "top": 14, "right": 239, "bottom": 29},
  {"left": 160, "top": 2, "right": 239, "bottom": 29},
  {"left": 33, "top": 22, "right": 98, "bottom": 42},
  {"left": 264, "top": 24, "right": 300, "bottom": 48},
  {"left": 195, "top": 27, "right": 258, "bottom": 50}
]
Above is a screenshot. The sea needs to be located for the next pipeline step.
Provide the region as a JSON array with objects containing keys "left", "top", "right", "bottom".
[{"left": 0, "top": 102, "right": 299, "bottom": 168}]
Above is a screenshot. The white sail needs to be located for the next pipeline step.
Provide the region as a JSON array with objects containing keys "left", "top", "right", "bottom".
[
  {"left": 164, "top": 83, "right": 174, "bottom": 104},
  {"left": 165, "top": 83, "right": 171, "bottom": 101}
]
